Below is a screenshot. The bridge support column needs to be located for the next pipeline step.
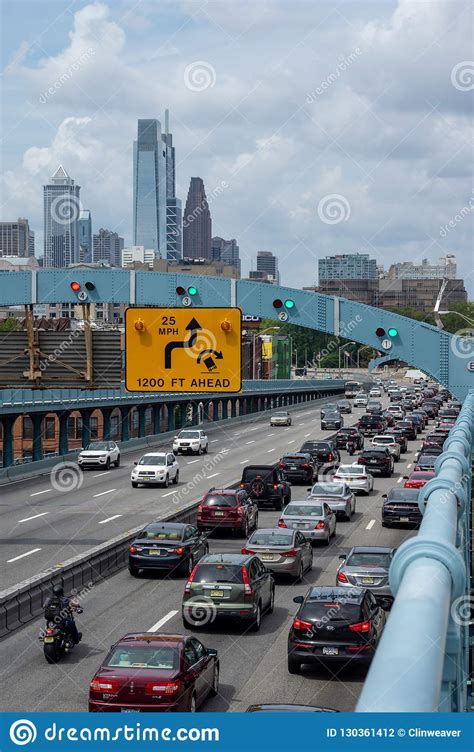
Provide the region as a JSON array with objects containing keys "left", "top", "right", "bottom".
[
  {"left": 138, "top": 405, "right": 146, "bottom": 438},
  {"left": 58, "top": 412, "right": 69, "bottom": 455},
  {"left": 102, "top": 408, "right": 112, "bottom": 440},
  {"left": 32, "top": 413, "right": 44, "bottom": 462},
  {"left": 191, "top": 402, "right": 199, "bottom": 425},
  {"left": 80, "top": 410, "right": 92, "bottom": 449},
  {"left": 120, "top": 406, "right": 130, "bottom": 442},
  {"left": 222, "top": 399, "right": 229, "bottom": 420},
  {"left": 153, "top": 404, "right": 161, "bottom": 434},
  {"left": 167, "top": 404, "right": 175, "bottom": 433},
  {"left": 2, "top": 416, "right": 15, "bottom": 468},
  {"left": 230, "top": 399, "right": 237, "bottom": 418}
]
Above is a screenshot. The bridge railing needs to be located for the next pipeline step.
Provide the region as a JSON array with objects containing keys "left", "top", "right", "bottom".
[{"left": 356, "top": 391, "right": 473, "bottom": 712}]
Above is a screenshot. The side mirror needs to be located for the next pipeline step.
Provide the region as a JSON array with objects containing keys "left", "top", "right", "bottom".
[
  {"left": 207, "top": 648, "right": 218, "bottom": 657},
  {"left": 80, "top": 447, "right": 84, "bottom": 451},
  {"left": 339, "top": 554, "right": 346, "bottom": 560},
  {"left": 134, "top": 461, "right": 138, "bottom": 466},
  {"left": 306, "top": 488, "right": 312, "bottom": 492},
  {"left": 403, "top": 475, "right": 408, "bottom": 480},
  {"left": 173, "top": 436, "right": 178, "bottom": 440},
  {"left": 381, "top": 493, "right": 387, "bottom": 498},
  {"left": 293, "top": 595, "right": 304, "bottom": 604}
]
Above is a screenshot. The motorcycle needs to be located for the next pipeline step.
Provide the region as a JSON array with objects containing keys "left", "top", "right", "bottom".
[
  {"left": 40, "top": 607, "right": 83, "bottom": 664},
  {"left": 346, "top": 440, "right": 356, "bottom": 456}
]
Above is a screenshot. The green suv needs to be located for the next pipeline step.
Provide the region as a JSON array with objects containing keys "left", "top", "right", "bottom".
[{"left": 182, "top": 554, "right": 275, "bottom": 632}]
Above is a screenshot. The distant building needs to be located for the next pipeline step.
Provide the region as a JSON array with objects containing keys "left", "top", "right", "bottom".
[
  {"left": 246, "top": 270, "right": 273, "bottom": 284},
  {"left": 211, "top": 237, "right": 240, "bottom": 272},
  {"left": 128, "top": 257, "right": 240, "bottom": 279},
  {"left": 0, "top": 219, "right": 34, "bottom": 258},
  {"left": 78, "top": 210, "right": 92, "bottom": 262},
  {"left": 182, "top": 178, "right": 212, "bottom": 259},
  {"left": 256, "top": 251, "right": 279, "bottom": 284},
  {"left": 28, "top": 229, "right": 35, "bottom": 256},
  {"left": 93, "top": 228, "right": 124, "bottom": 267},
  {"left": 133, "top": 119, "right": 167, "bottom": 256},
  {"left": 122, "top": 245, "right": 156, "bottom": 268},
  {"left": 318, "top": 253, "right": 377, "bottom": 280},
  {"left": 386, "top": 256, "right": 457, "bottom": 280},
  {"left": 43, "top": 165, "right": 81, "bottom": 267},
  {"left": 0, "top": 256, "right": 39, "bottom": 271},
  {"left": 161, "top": 110, "right": 182, "bottom": 260}
]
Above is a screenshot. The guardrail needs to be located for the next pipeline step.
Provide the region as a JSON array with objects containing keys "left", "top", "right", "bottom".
[{"left": 356, "top": 390, "right": 473, "bottom": 713}]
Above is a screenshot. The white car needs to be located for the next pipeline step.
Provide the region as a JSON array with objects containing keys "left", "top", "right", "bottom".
[
  {"left": 172, "top": 429, "right": 208, "bottom": 455},
  {"left": 333, "top": 464, "right": 374, "bottom": 495},
  {"left": 371, "top": 435, "right": 401, "bottom": 461},
  {"left": 131, "top": 452, "right": 179, "bottom": 488},
  {"left": 354, "top": 393, "right": 368, "bottom": 407},
  {"left": 387, "top": 406, "right": 405, "bottom": 420},
  {"left": 78, "top": 441, "right": 120, "bottom": 470},
  {"left": 369, "top": 387, "right": 381, "bottom": 397},
  {"left": 270, "top": 411, "right": 292, "bottom": 426}
]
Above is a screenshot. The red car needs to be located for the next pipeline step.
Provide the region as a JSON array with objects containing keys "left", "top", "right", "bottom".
[
  {"left": 403, "top": 471, "right": 435, "bottom": 489},
  {"left": 197, "top": 488, "right": 258, "bottom": 537},
  {"left": 89, "top": 633, "right": 219, "bottom": 712}
]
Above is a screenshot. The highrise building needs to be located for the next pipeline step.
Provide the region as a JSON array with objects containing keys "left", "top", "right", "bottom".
[
  {"left": 161, "top": 110, "right": 183, "bottom": 260},
  {"left": 93, "top": 228, "right": 124, "bottom": 267},
  {"left": 43, "top": 165, "right": 81, "bottom": 267},
  {"left": 256, "top": 251, "right": 279, "bottom": 284},
  {"left": 211, "top": 237, "right": 240, "bottom": 272},
  {"left": 0, "top": 218, "right": 33, "bottom": 257},
  {"left": 133, "top": 119, "right": 167, "bottom": 256},
  {"left": 78, "top": 210, "right": 92, "bottom": 262},
  {"left": 318, "top": 253, "right": 377, "bottom": 280},
  {"left": 182, "top": 177, "right": 212, "bottom": 259}
]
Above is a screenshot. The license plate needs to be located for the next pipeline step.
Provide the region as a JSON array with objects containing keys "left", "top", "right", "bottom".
[
  {"left": 43, "top": 637, "right": 54, "bottom": 643},
  {"left": 261, "top": 554, "right": 274, "bottom": 561},
  {"left": 141, "top": 475, "right": 154, "bottom": 479},
  {"left": 369, "top": 459, "right": 378, "bottom": 463},
  {"left": 213, "top": 511, "right": 225, "bottom": 516},
  {"left": 295, "top": 523, "right": 307, "bottom": 529},
  {"left": 361, "top": 577, "right": 374, "bottom": 584},
  {"left": 290, "top": 466, "right": 297, "bottom": 470},
  {"left": 400, "top": 517, "right": 410, "bottom": 522},
  {"left": 121, "top": 708, "right": 140, "bottom": 713},
  {"left": 149, "top": 549, "right": 162, "bottom": 555},
  {"left": 210, "top": 589, "right": 224, "bottom": 597},
  {"left": 322, "top": 646, "right": 339, "bottom": 655}
]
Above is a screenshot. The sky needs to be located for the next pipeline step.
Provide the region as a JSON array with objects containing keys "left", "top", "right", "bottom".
[{"left": 1, "top": 0, "right": 473, "bottom": 293}]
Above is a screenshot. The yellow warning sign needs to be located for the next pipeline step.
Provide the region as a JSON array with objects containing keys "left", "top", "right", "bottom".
[{"left": 125, "top": 307, "right": 242, "bottom": 392}]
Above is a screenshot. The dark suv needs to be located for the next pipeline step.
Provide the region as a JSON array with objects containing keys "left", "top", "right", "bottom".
[
  {"left": 358, "top": 447, "right": 394, "bottom": 477},
  {"left": 299, "top": 441, "right": 341, "bottom": 472},
  {"left": 381, "top": 487, "right": 422, "bottom": 527},
  {"left": 278, "top": 453, "right": 317, "bottom": 485},
  {"left": 358, "top": 414, "right": 387, "bottom": 437},
  {"left": 335, "top": 428, "right": 364, "bottom": 450},
  {"left": 197, "top": 488, "right": 258, "bottom": 537},
  {"left": 240, "top": 465, "right": 291, "bottom": 510}
]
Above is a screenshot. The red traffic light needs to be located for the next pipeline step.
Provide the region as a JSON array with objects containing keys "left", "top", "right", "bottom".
[
  {"left": 176, "top": 286, "right": 186, "bottom": 296},
  {"left": 375, "top": 327, "right": 386, "bottom": 337},
  {"left": 70, "top": 281, "right": 81, "bottom": 292},
  {"left": 272, "top": 299, "right": 283, "bottom": 309}
]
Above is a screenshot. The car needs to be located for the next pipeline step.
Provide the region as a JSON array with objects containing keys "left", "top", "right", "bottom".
[
  {"left": 172, "top": 429, "right": 208, "bottom": 455},
  {"left": 421, "top": 403, "right": 437, "bottom": 419},
  {"left": 403, "top": 470, "right": 435, "bottom": 489},
  {"left": 332, "top": 464, "right": 374, "bottom": 495},
  {"left": 358, "top": 414, "right": 387, "bottom": 436},
  {"left": 128, "top": 522, "right": 209, "bottom": 577},
  {"left": 386, "top": 406, "right": 405, "bottom": 420},
  {"left": 385, "top": 427, "right": 408, "bottom": 453},
  {"left": 270, "top": 411, "right": 292, "bottom": 426},
  {"left": 321, "top": 403, "right": 339, "bottom": 416},
  {"left": 241, "top": 527, "right": 313, "bottom": 581},
  {"left": 335, "top": 427, "right": 364, "bottom": 451},
  {"left": 422, "top": 431, "right": 447, "bottom": 449},
  {"left": 382, "top": 487, "right": 422, "bottom": 527},
  {"left": 336, "top": 546, "right": 396, "bottom": 605},
  {"left": 131, "top": 452, "right": 179, "bottom": 488},
  {"left": 369, "top": 388, "right": 381, "bottom": 397},
  {"left": 411, "top": 410, "right": 428, "bottom": 429},
  {"left": 240, "top": 465, "right": 291, "bottom": 510},
  {"left": 436, "top": 418, "right": 456, "bottom": 430},
  {"left": 299, "top": 441, "right": 340, "bottom": 472},
  {"left": 78, "top": 441, "right": 120, "bottom": 470},
  {"left": 307, "top": 481, "right": 356, "bottom": 519},
  {"left": 197, "top": 488, "right": 258, "bottom": 537},
  {"left": 246, "top": 703, "right": 338, "bottom": 712},
  {"left": 89, "top": 632, "right": 219, "bottom": 712},
  {"left": 408, "top": 413, "right": 424, "bottom": 433},
  {"left": 321, "top": 411, "right": 343, "bottom": 430},
  {"left": 288, "top": 587, "right": 386, "bottom": 673},
  {"left": 358, "top": 447, "right": 394, "bottom": 477},
  {"left": 279, "top": 499, "right": 336, "bottom": 544},
  {"left": 389, "top": 392, "right": 403, "bottom": 403},
  {"left": 182, "top": 554, "right": 275, "bottom": 631},
  {"left": 381, "top": 411, "right": 396, "bottom": 427},
  {"left": 370, "top": 435, "right": 401, "bottom": 461},
  {"left": 415, "top": 454, "right": 438, "bottom": 471},
  {"left": 337, "top": 399, "right": 352, "bottom": 414},
  {"left": 354, "top": 393, "right": 368, "bottom": 407},
  {"left": 366, "top": 400, "right": 383, "bottom": 414},
  {"left": 395, "top": 419, "right": 417, "bottom": 441},
  {"left": 278, "top": 453, "right": 317, "bottom": 485}
]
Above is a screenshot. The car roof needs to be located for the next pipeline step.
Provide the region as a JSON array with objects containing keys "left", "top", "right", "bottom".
[
  {"left": 141, "top": 452, "right": 168, "bottom": 458},
  {"left": 116, "top": 633, "right": 185, "bottom": 646},
  {"left": 306, "top": 586, "right": 365, "bottom": 603},
  {"left": 348, "top": 546, "right": 395, "bottom": 555},
  {"left": 204, "top": 488, "right": 239, "bottom": 495},
  {"left": 141, "top": 522, "right": 186, "bottom": 531},
  {"left": 199, "top": 553, "right": 249, "bottom": 564},
  {"left": 337, "top": 464, "right": 366, "bottom": 471}
]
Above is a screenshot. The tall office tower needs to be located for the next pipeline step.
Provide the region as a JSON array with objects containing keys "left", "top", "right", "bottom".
[
  {"left": 78, "top": 210, "right": 92, "bottom": 262},
  {"left": 28, "top": 229, "right": 35, "bottom": 256},
  {"left": 256, "top": 251, "right": 279, "bottom": 284},
  {"left": 182, "top": 177, "right": 212, "bottom": 259},
  {"left": 0, "top": 218, "right": 32, "bottom": 257},
  {"left": 133, "top": 119, "right": 167, "bottom": 257},
  {"left": 43, "top": 165, "right": 81, "bottom": 267},
  {"left": 211, "top": 236, "right": 240, "bottom": 273},
  {"left": 93, "top": 228, "right": 124, "bottom": 266}
]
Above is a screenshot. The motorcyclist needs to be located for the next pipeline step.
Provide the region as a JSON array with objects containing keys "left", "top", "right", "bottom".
[
  {"left": 346, "top": 436, "right": 357, "bottom": 455},
  {"left": 43, "top": 584, "right": 82, "bottom": 644}
]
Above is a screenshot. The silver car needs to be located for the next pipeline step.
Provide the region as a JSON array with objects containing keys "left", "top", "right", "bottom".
[
  {"left": 332, "top": 464, "right": 374, "bottom": 495},
  {"left": 270, "top": 411, "right": 292, "bottom": 426},
  {"left": 242, "top": 527, "right": 313, "bottom": 580},
  {"left": 307, "top": 481, "right": 356, "bottom": 520},
  {"left": 371, "top": 435, "right": 401, "bottom": 461},
  {"left": 336, "top": 546, "right": 395, "bottom": 605},
  {"left": 279, "top": 500, "right": 336, "bottom": 545}
]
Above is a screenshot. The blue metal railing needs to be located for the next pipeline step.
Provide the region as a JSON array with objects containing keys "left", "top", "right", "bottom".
[{"left": 357, "top": 391, "right": 473, "bottom": 712}]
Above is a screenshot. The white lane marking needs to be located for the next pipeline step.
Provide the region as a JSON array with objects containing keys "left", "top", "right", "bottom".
[
  {"left": 250, "top": 426, "right": 259, "bottom": 431},
  {"left": 366, "top": 519, "right": 376, "bottom": 530},
  {"left": 207, "top": 472, "right": 220, "bottom": 479},
  {"left": 210, "top": 439, "right": 219, "bottom": 443},
  {"left": 267, "top": 448, "right": 276, "bottom": 453},
  {"left": 288, "top": 439, "right": 296, "bottom": 444},
  {"left": 397, "top": 477, "right": 403, "bottom": 483},
  {"left": 268, "top": 433, "right": 275, "bottom": 437},
  {"left": 298, "top": 423, "right": 305, "bottom": 426},
  {"left": 93, "top": 471, "right": 111, "bottom": 478},
  {"left": 407, "top": 463, "right": 412, "bottom": 469},
  {"left": 239, "top": 459, "right": 249, "bottom": 464},
  {"left": 148, "top": 610, "right": 179, "bottom": 632},
  {"left": 232, "top": 432, "right": 241, "bottom": 436},
  {"left": 93, "top": 489, "right": 117, "bottom": 497},
  {"left": 246, "top": 440, "right": 255, "bottom": 445},
  {"left": 304, "top": 433, "right": 311, "bottom": 437},
  {"left": 161, "top": 490, "right": 178, "bottom": 497},
  {"left": 187, "top": 459, "right": 199, "bottom": 464},
  {"left": 7, "top": 548, "right": 41, "bottom": 563},
  {"left": 18, "top": 512, "right": 49, "bottom": 523},
  {"left": 98, "top": 514, "right": 123, "bottom": 524},
  {"left": 30, "top": 489, "right": 50, "bottom": 497}
]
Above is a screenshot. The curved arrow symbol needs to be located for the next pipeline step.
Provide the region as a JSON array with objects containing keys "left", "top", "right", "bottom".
[
  {"left": 164, "top": 318, "right": 202, "bottom": 368},
  {"left": 197, "top": 349, "right": 223, "bottom": 363}
]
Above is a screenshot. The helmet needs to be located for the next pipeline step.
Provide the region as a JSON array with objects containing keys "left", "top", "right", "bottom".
[{"left": 52, "top": 584, "right": 64, "bottom": 597}]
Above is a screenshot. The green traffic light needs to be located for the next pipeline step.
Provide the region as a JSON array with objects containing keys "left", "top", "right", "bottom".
[
  {"left": 284, "top": 299, "right": 295, "bottom": 309},
  {"left": 188, "top": 286, "right": 198, "bottom": 296},
  {"left": 388, "top": 327, "right": 398, "bottom": 337}
]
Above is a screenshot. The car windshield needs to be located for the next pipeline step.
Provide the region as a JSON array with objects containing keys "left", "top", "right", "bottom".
[
  {"left": 138, "top": 526, "right": 183, "bottom": 541},
  {"left": 410, "top": 472, "right": 434, "bottom": 480},
  {"left": 285, "top": 504, "right": 323, "bottom": 516},
  {"left": 178, "top": 431, "right": 200, "bottom": 439},
  {"left": 301, "top": 601, "right": 361, "bottom": 622},
  {"left": 338, "top": 429, "right": 357, "bottom": 436},
  {"left": 139, "top": 456, "right": 166, "bottom": 466},
  {"left": 310, "top": 483, "right": 345, "bottom": 496},
  {"left": 336, "top": 466, "right": 365, "bottom": 475},
  {"left": 362, "top": 450, "right": 387, "bottom": 456},
  {"left": 249, "top": 532, "right": 294, "bottom": 546},
  {"left": 373, "top": 437, "right": 393, "bottom": 444},
  {"left": 86, "top": 442, "right": 109, "bottom": 451},
  {"left": 273, "top": 412, "right": 289, "bottom": 417},
  {"left": 301, "top": 442, "right": 330, "bottom": 451},
  {"left": 346, "top": 552, "right": 392, "bottom": 568},
  {"left": 106, "top": 645, "right": 179, "bottom": 670},
  {"left": 387, "top": 489, "right": 419, "bottom": 501},
  {"left": 203, "top": 495, "right": 237, "bottom": 507},
  {"left": 194, "top": 563, "right": 243, "bottom": 584}
]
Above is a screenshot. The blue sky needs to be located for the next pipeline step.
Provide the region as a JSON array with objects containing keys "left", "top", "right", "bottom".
[{"left": 1, "top": 0, "right": 473, "bottom": 293}]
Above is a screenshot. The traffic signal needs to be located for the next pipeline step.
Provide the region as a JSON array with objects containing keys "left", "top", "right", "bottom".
[
  {"left": 84, "top": 281, "right": 96, "bottom": 291},
  {"left": 375, "top": 327, "right": 386, "bottom": 337},
  {"left": 284, "top": 299, "right": 295, "bottom": 309},
  {"left": 272, "top": 299, "right": 283, "bottom": 309},
  {"left": 70, "top": 281, "right": 81, "bottom": 292},
  {"left": 176, "top": 286, "right": 186, "bottom": 296},
  {"left": 387, "top": 327, "right": 399, "bottom": 338},
  {"left": 70, "top": 280, "right": 95, "bottom": 292},
  {"left": 187, "top": 285, "right": 198, "bottom": 296},
  {"left": 176, "top": 285, "right": 198, "bottom": 296}
]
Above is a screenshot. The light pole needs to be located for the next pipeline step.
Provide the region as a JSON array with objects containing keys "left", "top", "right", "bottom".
[
  {"left": 338, "top": 341, "right": 356, "bottom": 373},
  {"left": 252, "top": 326, "right": 280, "bottom": 379}
]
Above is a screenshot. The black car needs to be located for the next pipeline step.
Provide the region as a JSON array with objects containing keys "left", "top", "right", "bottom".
[
  {"left": 128, "top": 522, "right": 209, "bottom": 577},
  {"left": 415, "top": 454, "right": 438, "bottom": 471},
  {"left": 423, "top": 431, "right": 447, "bottom": 449},
  {"left": 358, "top": 448, "right": 394, "bottom": 477},
  {"left": 335, "top": 427, "right": 364, "bottom": 450},
  {"left": 421, "top": 403, "right": 437, "bottom": 419},
  {"left": 299, "top": 441, "right": 340, "bottom": 471},
  {"left": 288, "top": 586, "right": 386, "bottom": 673},
  {"left": 438, "top": 408, "right": 459, "bottom": 420},
  {"left": 385, "top": 428, "right": 408, "bottom": 453},
  {"left": 279, "top": 453, "right": 317, "bottom": 484},
  {"left": 240, "top": 465, "right": 291, "bottom": 510},
  {"left": 358, "top": 414, "right": 387, "bottom": 437},
  {"left": 395, "top": 419, "right": 417, "bottom": 441},
  {"left": 321, "top": 411, "right": 343, "bottom": 430},
  {"left": 381, "top": 487, "right": 422, "bottom": 527}
]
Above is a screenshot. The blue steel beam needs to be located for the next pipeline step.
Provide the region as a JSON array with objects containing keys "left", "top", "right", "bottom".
[{"left": 0, "top": 269, "right": 472, "bottom": 398}]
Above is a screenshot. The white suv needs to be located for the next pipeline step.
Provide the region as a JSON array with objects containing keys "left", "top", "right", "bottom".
[
  {"left": 172, "top": 429, "right": 208, "bottom": 455},
  {"left": 78, "top": 441, "right": 120, "bottom": 470},
  {"left": 369, "top": 387, "right": 381, "bottom": 397},
  {"left": 371, "top": 435, "right": 401, "bottom": 461},
  {"left": 354, "top": 393, "right": 368, "bottom": 407},
  {"left": 131, "top": 452, "right": 179, "bottom": 488}
]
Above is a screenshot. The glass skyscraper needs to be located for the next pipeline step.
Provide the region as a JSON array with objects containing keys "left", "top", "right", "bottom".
[
  {"left": 78, "top": 209, "right": 92, "bottom": 262},
  {"left": 162, "top": 111, "right": 182, "bottom": 260},
  {"left": 133, "top": 119, "right": 167, "bottom": 256},
  {"left": 43, "top": 165, "right": 80, "bottom": 267},
  {"left": 182, "top": 177, "right": 212, "bottom": 259}
]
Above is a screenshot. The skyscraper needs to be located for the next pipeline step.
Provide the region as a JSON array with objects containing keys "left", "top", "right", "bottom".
[
  {"left": 161, "top": 111, "right": 182, "bottom": 260},
  {"left": 182, "top": 177, "right": 212, "bottom": 259},
  {"left": 43, "top": 165, "right": 81, "bottom": 267},
  {"left": 0, "top": 218, "right": 33, "bottom": 257},
  {"left": 78, "top": 209, "right": 92, "bottom": 262},
  {"left": 211, "top": 236, "right": 240, "bottom": 273},
  {"left": 133, "top": 119, "right": 167, "bottom": 256},
  {"left": 93, "top": 228, "right": 124, "bottom": 266},
  {"left": 256, "top": 251, "right": 279, "bottom": 284},
  {"left": 318, "top": 253, "right": 377, "bottom": 280}
]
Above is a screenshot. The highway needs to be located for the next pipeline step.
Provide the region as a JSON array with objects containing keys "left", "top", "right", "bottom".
[{"left": 0, "top": 393, "right": 426, "bottom": 713}]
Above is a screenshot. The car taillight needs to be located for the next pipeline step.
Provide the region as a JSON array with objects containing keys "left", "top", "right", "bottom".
[
  {"left": 281, "top": 549, "right": 298, "bottom": 557},
  {"left": 315, "top": 521, "right": 325, "bottom": 530},
  {"left": 185, "top": 562, "right": 199, "bottom": 593},
  {"left": 236, "top": 506, "right": 245, "bottom": 516},
  {"left": 293, "top": 617, "right": 313, "bottom": 631},
  {"left": 327, "top": 453, "right": 334, "bottom": 461},
  {"left": 279, "top": 463, "right": 286, "bottom": 469},
  {"left": 302, "top": 463, "right": 310, "bottom": 468},
  {"left": 145, "top": 680, "right": 181, "bottom": 696},
  {"left": 197, "top": 504, "right": 203, "bottom": 513},
  {"left": 337, "top": 570, "right": 349, "bottom": 582},
  {"left": 242, "top": 566, "right": 253, "bottom": 596},
  {"left": 355, "top": 476, "right": 366, "bottom": 480},
  {"left": 173, "top": 547, "right": 185, "bottom": 555},
  {"left": 240, "top": 483, "right": 245, "bottom": 488},
  {"left": 273, "top": 483, "right": 279, "bottom": 490},
  {"left": 46, "top": 628, "right": 54, "bottom": 635},
  {"left": 241, "top": 547, "right": 252, "bottom": 555},
  {"left": 129, "top": 546, "right": 137, "bottom": 553},
  {"left": 349, "top": 620, "right": 371, "bottom": 633},
  {"left": 278, "top": 520, "right": 287, "bottom": 528},
  {"left": 90, "top": 678, "right": 120, "bottom": 693}
]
